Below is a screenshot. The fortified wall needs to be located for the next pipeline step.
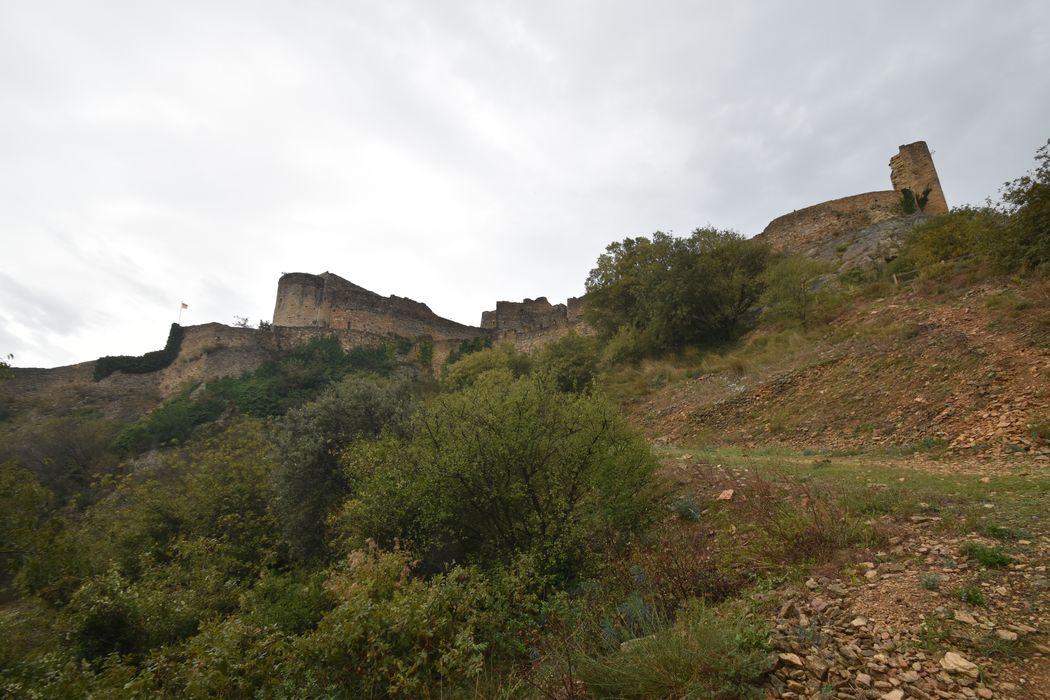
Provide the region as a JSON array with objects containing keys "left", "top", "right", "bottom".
[
  {"left": 756, "top": 141, "right": 948, "bottom": 257},
  {"left": 273, "top": 272, "right": 487, "bottom": 341}
]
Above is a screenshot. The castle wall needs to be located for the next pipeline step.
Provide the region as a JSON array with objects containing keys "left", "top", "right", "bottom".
[
  {"left": 757, "top": 190, "right": 903, "bottom": 253},
  {"left": 756, "top": 141, "right": 949, "bottom": 254},
  {"left": 889, "top": 141, "right": 948, "bottom": 215},
  {"left": 481, "top": 297, "right": 568, "bottom": 332},
  {"left": 274, "top": 272, "right": 489, "bottom": 342}
]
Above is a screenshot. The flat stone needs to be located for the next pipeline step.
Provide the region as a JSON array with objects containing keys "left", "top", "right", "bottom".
[
  {"left": 779, "top": 652, "right": 805, "bottom": 667},
  {"left": 851, "top": 616, "right": 870, "bottom": 627},
  {"left": 954, "top": 610, "right": 976, "bottom": 625},
  {"left": 994, "top": 629, "right": 1017, "bottom": 641},
  {"left": 880, "top": 690, "right": 904, "bottom": 700},
  {"left": 856, "top": 672, "right": 872, "bottom": 687},
  {"left": 940, "top": 651, "right": 979, "bottom": 678}
]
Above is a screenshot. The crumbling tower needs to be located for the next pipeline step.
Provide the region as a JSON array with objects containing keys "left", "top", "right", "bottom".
[{"left": 889, "top": 141, "right": 949, "bottom": 215}]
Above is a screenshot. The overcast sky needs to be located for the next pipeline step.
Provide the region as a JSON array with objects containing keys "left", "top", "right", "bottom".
[{"left": 2, "top": 1, "right": 1048, "bottom": 368}]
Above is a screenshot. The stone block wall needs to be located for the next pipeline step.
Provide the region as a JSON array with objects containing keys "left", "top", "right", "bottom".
[{"left": 758, "top": 191, "right": 903, "bottom": 252}]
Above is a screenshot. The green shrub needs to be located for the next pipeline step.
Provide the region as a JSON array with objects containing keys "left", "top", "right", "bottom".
[
  {"left": 444, "top": 335, "right": 493, "bottom": 366},
  {"left": 535, "top": 332, "right": 602, "bottom": 393},
  {"left": 342, "top": 374, "right": 660, "bottom": 577},
  {"left": 112, "top": 392, "right": 224, "bottom": 455},
  {"left": 920, "top": 573, "right": 941, "bottom": 591},
  {"left": 758, "top": 254, "right": 836, "bottom": 328},
  {"left": 576, "top": 599, "right": 771, "bottom": 699},
  {"left": 996, "top": 137, "right": 1050, "bottom": 272},
  {"left": 585, "top": 228, "right": 770, "bottom": 355},
  {"left": 94, "top": 323, "right": 184, "bottom": 380},
  {"left": 441, "top": 343, "right": 531, "bottom": 390},
  {"left": 951, "top": 583, "right": 986, "bottom": 606},
  {"left": 273, "top": 376, "right": 413, "bottom": 562}
]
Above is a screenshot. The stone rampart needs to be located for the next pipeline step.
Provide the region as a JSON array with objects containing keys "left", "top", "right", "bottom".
[
  {"left": 758, "top": 191, "right": 902, "bottom": 253},
  {"left": 274, "top": 272, "right": 490, "bottom": 342},
  {"left": 756, "top": 141, "right": 949, "bottom": 255}
]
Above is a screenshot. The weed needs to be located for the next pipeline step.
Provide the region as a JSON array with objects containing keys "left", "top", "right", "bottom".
[
  {"left": 670, "top": 496, "right": 702, "bottom": 521},
  {"left": 975, "top": 632, "right": 1025, "bottom": 659},
  {"left": 950, "top": 584, "right": 987, "bottom": 606},
  {"left": 919, "top": 574, "right": 941, "bottom": 591},
  {"left": 917, "top": 612, "right": 953, "bottom": 652},
  {"left": 576, "top": 599, "right": 771, "bottom": 699},
  {"left": 960, "top": 542, "right": 1014, "bottom": 568},
  {"left": 975, "top": 523, "right": 1031, "bottom": 541}
]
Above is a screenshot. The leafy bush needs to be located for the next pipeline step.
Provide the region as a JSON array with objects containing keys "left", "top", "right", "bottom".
[
  {"left": 94, "top": 323, "right": 184, "bottom": 381},
  {"left": 441, "top": 342, "right": 531, "bottom": 390},
  {"left": 342, "top": 374, "right": 660, "bottom": 577},
  {"left": 444, "top": 335, "right": 493, "bottom": 366},
  {"left": 112, "top": 392, "right": 224, "bottom": 455},
  {"left": 758, "top": 254, "right": 837, "bottom": 328},
  {"left": 996, "top": 137, "right": 1050, "bottom": 272},
  {"left": 273, "top": 376, "right": 413, "bottom": 562},
  {"left": 585, "top": 228, "right": 770, "bottom": 356},
  {"left": 535, "top": 332, "right": 602, "bottom": 393},
  {"left": 893, "top": 206, "right": 1005, "bottom": 273}
]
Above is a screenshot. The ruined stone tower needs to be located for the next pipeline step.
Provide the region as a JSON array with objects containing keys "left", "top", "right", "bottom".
[{"left": 888, "top": 141, "right": 948, "bottom": 215}]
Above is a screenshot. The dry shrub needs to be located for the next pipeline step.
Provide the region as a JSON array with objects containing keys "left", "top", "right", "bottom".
[{"left": 735, "top": 470, "right": 886, "bottom": 565}]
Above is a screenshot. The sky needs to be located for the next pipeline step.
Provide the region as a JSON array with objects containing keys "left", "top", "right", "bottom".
[{"left": 2, "top": 1, "right": 1048, "bottom": 368}]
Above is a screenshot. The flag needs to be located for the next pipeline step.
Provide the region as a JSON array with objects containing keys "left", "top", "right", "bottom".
[{"left": 180, "top": 302, "right": 188, "bottom": 309}]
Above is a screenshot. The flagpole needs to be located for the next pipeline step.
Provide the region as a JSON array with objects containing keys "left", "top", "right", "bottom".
[{"left": 178, "top": 304, "right": 183, "bottom": 324}]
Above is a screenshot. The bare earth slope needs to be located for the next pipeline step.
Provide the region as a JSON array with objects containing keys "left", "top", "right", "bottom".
[{"left": 631, "top": 282, "right": 1050, "bottom": 459}]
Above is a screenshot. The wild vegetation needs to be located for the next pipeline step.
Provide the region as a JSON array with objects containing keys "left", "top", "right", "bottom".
[{"left": 1, "top": 139, "right": 1048, "bottom": 697}]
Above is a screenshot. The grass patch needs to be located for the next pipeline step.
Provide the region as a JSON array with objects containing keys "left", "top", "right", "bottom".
[
  {"left": 974, "top": 523, "right": 1032, "bottom": 541},
  {"left": 950, "top": 583, "right": 987, "bottom": 606},
  {"left": 960, "top": 542, "right": 1014, "bottom": 568},
  {"left": 576, "top": 599, "right": 771, "bottom": 699},
  {"left": 919, "top": 574, "right": 941, "bottom": 591}
]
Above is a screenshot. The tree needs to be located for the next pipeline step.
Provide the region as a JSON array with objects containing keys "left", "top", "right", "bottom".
[
  {"left": 341, "top": 374, "right": 659, "bottom": 577},
  {"left": 273, "top": 377, "right": 412, "bottom": 562},
  {"left": 584, "top": 228, "right": 770, "bottom": 355},
  {"left": 997, "top": 137, "right": 1050, "bottom": 271}
]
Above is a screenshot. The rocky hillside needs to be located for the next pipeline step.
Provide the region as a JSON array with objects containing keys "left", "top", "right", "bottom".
[{"left": 629, "top": 279, "right": 1050, "bottom": 460}]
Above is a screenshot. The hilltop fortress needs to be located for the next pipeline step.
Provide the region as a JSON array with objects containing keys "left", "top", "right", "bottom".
[
  {"left": 2, "top": 140, "right": 948, "bottom": 415},
  {"left": 271, "top": 271, "right": 591, "bottom": 364}
]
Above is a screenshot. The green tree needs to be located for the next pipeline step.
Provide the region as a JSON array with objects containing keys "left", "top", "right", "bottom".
[
  {"left": 997, "top": 137, "right": 1050, "bottom": 271},
  {"left": 342, "top": 374, "right": 659, "bottom": 577},
  {"left": 273, "top": 376, "right": 412, "bottom": 562},
  {"left": 585, "top": 228, "right": 769, "bottom": 355}
]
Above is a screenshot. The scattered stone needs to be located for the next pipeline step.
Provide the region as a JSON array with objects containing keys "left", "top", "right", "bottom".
[
  {"left": 716, "top": 488, "right": 734, "bottom": 501},
  {"left": 954, "top": 610, "right": 977, "bottom": 625},
  {"left": 880, "top": 690, "right": 904, "bottom": 700},
  {"left": 856, "top": 672, "right": 872, "bottom": 687},
  {"left": 940, "top": 651, "right": 979, "bottom": 678},
  {"left": 994, "top": 628, "right": 1017, "bottom": 642},
  {"left": 850, "top": 616, "right": 869, "bottom": 628},
  {"left": 778, "top": 652, "right": 805, "bottom": 668}
]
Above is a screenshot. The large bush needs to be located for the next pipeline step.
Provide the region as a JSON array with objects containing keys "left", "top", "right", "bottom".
[
  {"left": 585, "top": 228, "right": 769, "bottom": 355},
  {"left": 341, "top": 374, "right": 659, "bottom": 576},
  {"left": 273, "top": 376, "right": 413, "bottom": 562},
  {"left": 997, "top": 137, "right": 1050, "bottom": 272}
]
